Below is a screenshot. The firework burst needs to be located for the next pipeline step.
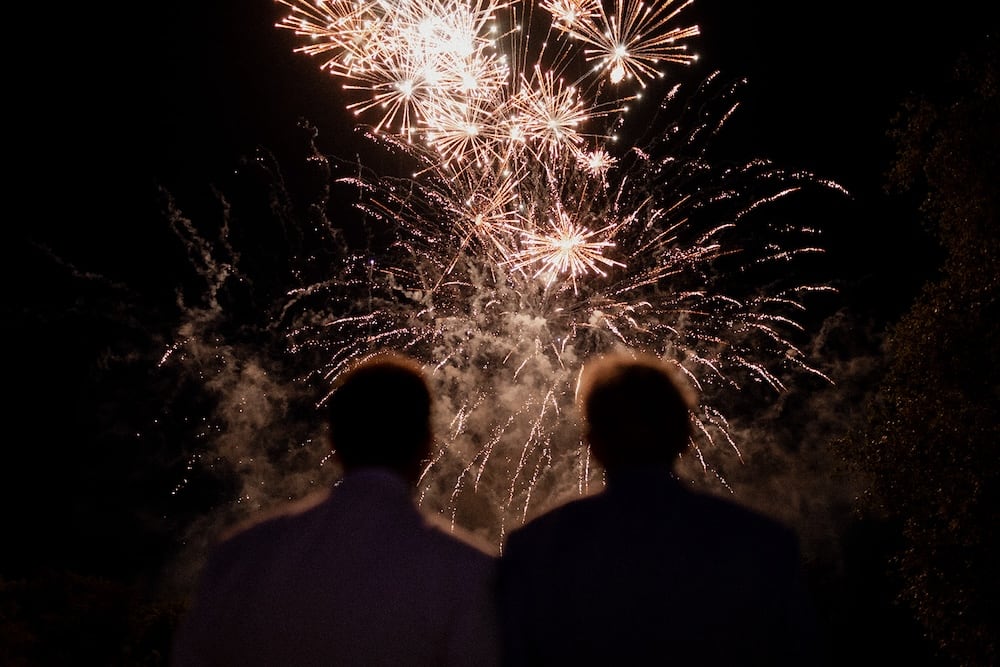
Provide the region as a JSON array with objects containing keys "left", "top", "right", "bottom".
[{"left": 159, "top": 0, "right": 845, "bottom": 546}]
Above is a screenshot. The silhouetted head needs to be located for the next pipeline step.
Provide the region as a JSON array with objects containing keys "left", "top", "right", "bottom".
[
  {"left": 325, "top": 351, "right": 433, "bottom": 482},
  {"left": 578, "top": 351, "right": 696, "bottom": 471}
]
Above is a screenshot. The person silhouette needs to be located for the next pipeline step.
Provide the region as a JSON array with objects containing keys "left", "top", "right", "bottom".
[
  {"left": 170, "top": 351, "right": 500, "bottom": 667},
  {"left": 496, "top": 351, "right": 823, "bottom": 666}
]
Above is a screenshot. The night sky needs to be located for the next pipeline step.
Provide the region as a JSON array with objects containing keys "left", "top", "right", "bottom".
[
  {"left": 7, "top": 1, "right": 997, "bottom": 664},
  {"left": 31, "top": 1, "right": 995, "bottom": 312}
]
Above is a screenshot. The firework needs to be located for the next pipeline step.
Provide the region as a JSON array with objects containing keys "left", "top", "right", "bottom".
[
  {"left": 160, "top": 0, "right": 844, "bottom": 547},
  {"left": 547, "top": 0, "right": 701, "bottom": 85}
]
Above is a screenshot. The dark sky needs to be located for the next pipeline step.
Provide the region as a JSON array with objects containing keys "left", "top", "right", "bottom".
[
  {"left": 26, "top": 0, "right": 995, "bottom": 318},
  {"left": 122, "top": 0, "right": 991, "bottom": 190}
]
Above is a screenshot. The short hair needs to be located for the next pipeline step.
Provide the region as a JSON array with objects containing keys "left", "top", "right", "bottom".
[
  {"left": 578, "top": 352, "right": 696, "bottom": 469},
  {"left": 325, "top": 351, "right": 432, "bottom": 475}
]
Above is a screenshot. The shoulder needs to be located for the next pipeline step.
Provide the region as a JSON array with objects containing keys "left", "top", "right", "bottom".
[
  {"left": 685, "top": 488, "right": 795, "bottom": 536},
  {"left": 505, "top": 484, "right": 798, "bottom": 553},
  {"left": 206, "top": 489, "right": 331, "bottom": 562},
  {"left": 674, "top": 488, "right": 804, "bottom": 569},
  {"left": 423, "top": 511, "right": 499, "bottom": 562},
  {"left": 503, "top": 493, "right": 605, "bottom": 549}
]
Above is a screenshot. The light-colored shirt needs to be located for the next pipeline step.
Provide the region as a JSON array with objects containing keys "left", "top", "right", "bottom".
[{"left": 171, "top": 468, "right": 500, "bottom": 666}]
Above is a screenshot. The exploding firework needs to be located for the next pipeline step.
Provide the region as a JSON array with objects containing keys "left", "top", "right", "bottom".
[{"left": 162, "top": 0, "right": 845, "bottom": 546}]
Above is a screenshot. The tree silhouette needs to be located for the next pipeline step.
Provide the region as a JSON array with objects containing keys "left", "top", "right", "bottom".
[{"left": 845, "top": 34, "right": 999, "bottom": 665}]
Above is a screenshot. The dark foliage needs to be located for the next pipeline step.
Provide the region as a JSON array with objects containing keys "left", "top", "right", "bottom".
[{"left": 843, "top": 34, "right": 999, "bottom": 665}]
